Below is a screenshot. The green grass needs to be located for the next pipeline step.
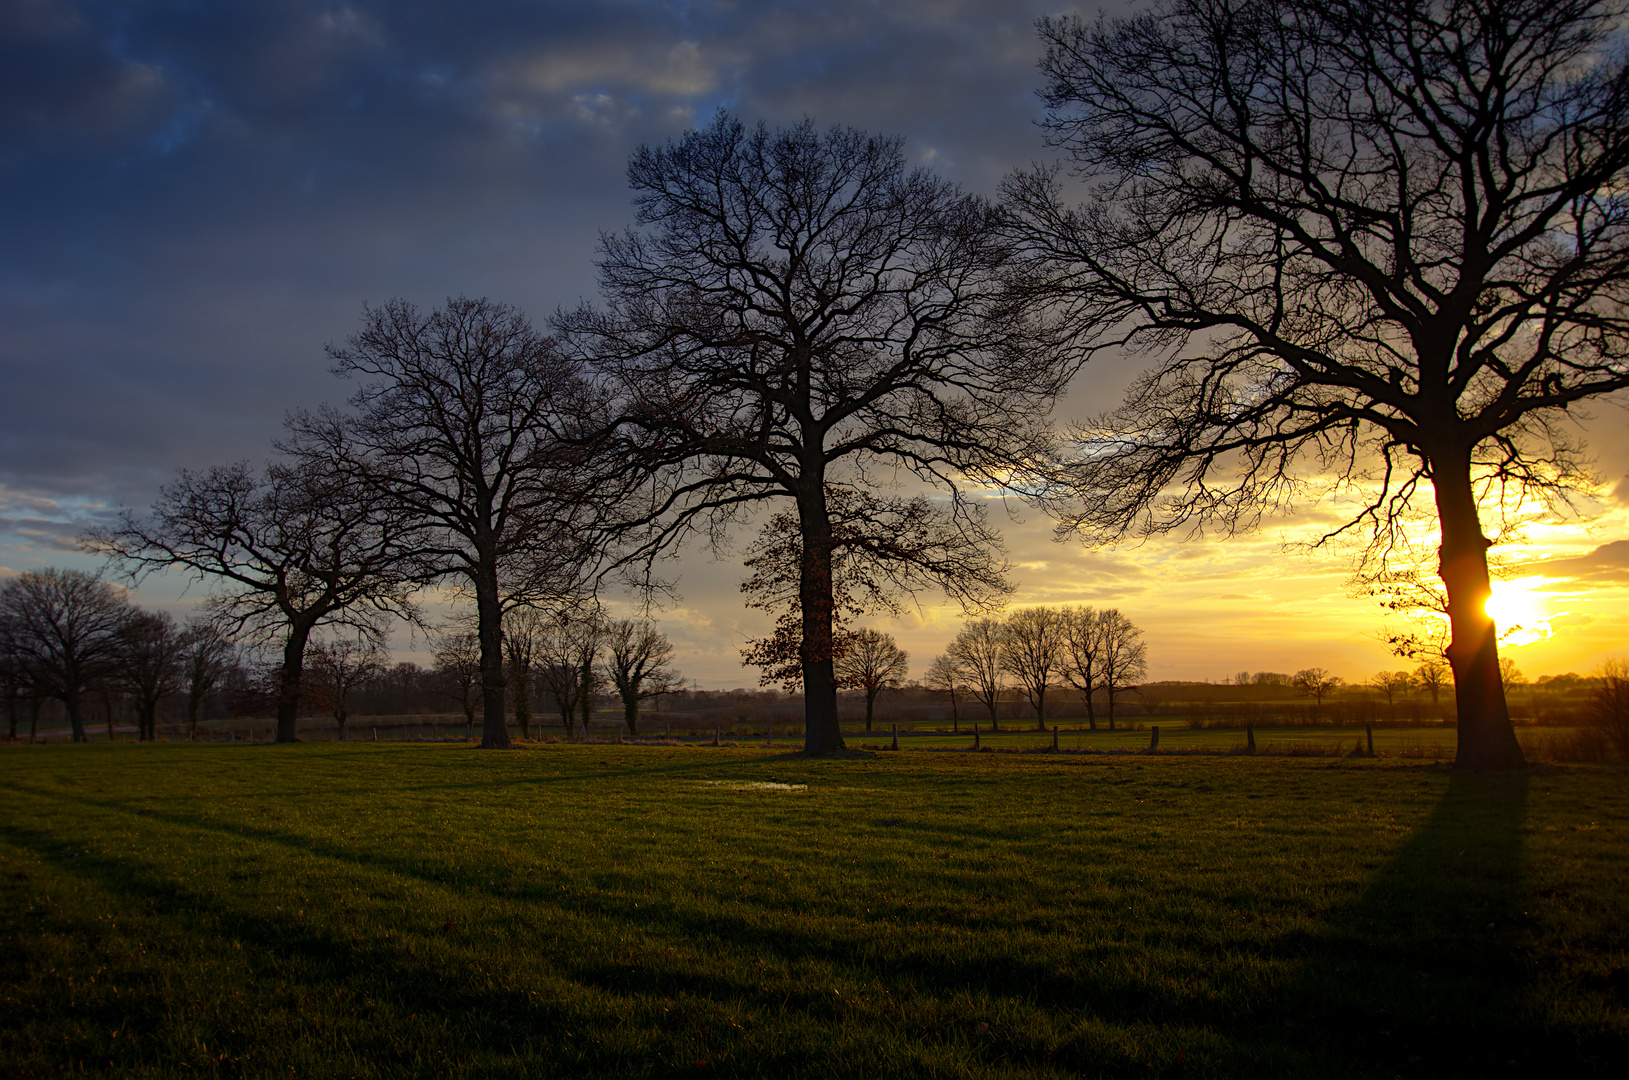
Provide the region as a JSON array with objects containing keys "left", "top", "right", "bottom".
[{"left": 0, "top": 745, "right": 1624, "bottom": 1078}]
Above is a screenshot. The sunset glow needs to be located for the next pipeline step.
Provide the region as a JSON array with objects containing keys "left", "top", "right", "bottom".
[{"left": 1485, "top": 576, "right": 1557, "bottom": 647}]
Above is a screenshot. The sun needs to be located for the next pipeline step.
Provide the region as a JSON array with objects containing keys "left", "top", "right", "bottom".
[{"left": 1484, "top": 577, "right": 1555, "bottom": 646}]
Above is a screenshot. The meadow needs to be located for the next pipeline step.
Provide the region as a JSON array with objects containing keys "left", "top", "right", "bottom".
[{"left": 0, "top": 744, "right": 1624, "bottom": 1078}]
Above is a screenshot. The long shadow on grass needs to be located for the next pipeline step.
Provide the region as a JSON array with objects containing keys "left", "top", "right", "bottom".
[
  {"left": 0, "top": 819, "right": 666, "bottom": 1076},
  {"left": 1251, "top": 770, "right": 1615, "bottom": 1078}
]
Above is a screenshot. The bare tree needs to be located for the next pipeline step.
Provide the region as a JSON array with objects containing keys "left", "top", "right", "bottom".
[
  {"left": 946, "top": 618, "right": 1007, "bottom": 731},
  {"left": 923, "top": 653, "right": 964, "bottom": 731},
  {"left": 835, "top": 628, "right": 909, "bottom": 733},
  {"left": 116, "top": 609, "right": 188, "bottom": 741},
  {"left": 179, "top": 617, "right": 235, "bottom": 741},
  {"left": 300, "top": 296, "right": 612, "bottom": 749},
  {"left": 1001, "top": 606, "right": 1066, "bottom": 730},
  {"left": 1293, "top": 668, "right": 1341, "bottom": 708},
  {"left": 1586, "top": 659, "right": 1629, "bottom": 760},
  {"left": 0, "top": 569, "right": 130, "bottom": 743},
  {"left": 1372, "top": 670, "right": 1414, "bottom": 716},
  {"left": 307, "top": 635, "right": 387, "bottom": 741},
  {"left": 1009, "top": 0, "right": 1629, "bottom": 771},
  {"left": 560, "top": 114, "right": 1074, "bottom": 755},
  {"left": 433, "top": 631, "right": 481, "bottom": 738},
  {"left": 1098, "top": 608, "right": 1147, "bottom": 729},
  {"left": 1, "top": 622, "right": 28, "bottom": 742},
  {"left": 534, "top": 607, "right": 605, "bottom": 737},
  {"left": 603, "top": 618, "right": 682, "bottom": 736},
  {"left": 1059, "top": 605, "right": 1103, "bottom": 730},
  {"left": 1416, "top": 660, "right": 1450, "bottom": 708},
  {"left": 502, "top": 606, "right": 548, "bottom": 740},
  {"left": 90, "top": 456, "right": 418, "bottom": 743}
]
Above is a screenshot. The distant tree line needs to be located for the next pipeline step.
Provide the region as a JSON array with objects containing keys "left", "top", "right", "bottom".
[
  {"left": 922, "top": 605, "right": 1149, "bottom": 733},
  {"left": 0, "top": 564, "right": 687, "bottom": 743}
]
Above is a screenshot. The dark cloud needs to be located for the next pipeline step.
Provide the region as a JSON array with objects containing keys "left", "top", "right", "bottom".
[
  {"left": 1529, "top": 540, "right": 1629, "bottom": 585},
  {"left": 1, "top": 0, "right": 1083, "bottom": 535}
]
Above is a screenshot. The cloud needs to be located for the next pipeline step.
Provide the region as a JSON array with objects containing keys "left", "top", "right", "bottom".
[{"left": 1526, "top": 539, "right": 1629, "bottom": 584}]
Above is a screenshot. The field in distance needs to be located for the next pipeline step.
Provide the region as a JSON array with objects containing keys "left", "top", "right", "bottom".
[{"left": 1, "top": 744, "right": 1624, "bottom": 1078}]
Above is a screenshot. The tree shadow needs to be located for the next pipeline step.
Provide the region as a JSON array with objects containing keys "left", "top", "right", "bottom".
[{"left": 1255, "top": 770, "right": 1598, "bottom": 1077}]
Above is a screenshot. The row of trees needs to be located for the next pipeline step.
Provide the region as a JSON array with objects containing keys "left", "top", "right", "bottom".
[
  {"left": 432, "top": 610, "right": 682, "bottom": 739},
  {"left": 0, "top": 568, "right": 236, "bottom": 743},
  {"left": 74, "top": 1, "right": 1629, "bottom": 769},
  {"left": 0, "top": 563, "right": 686, "bottom": 743},
  {"left": 925, "top": 606, "right": 1149, "bottom": 732}
]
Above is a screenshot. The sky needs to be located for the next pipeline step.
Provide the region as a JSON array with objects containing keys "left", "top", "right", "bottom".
[{"left": 3, "top": 0, "right": 1627, "bottom": 689}]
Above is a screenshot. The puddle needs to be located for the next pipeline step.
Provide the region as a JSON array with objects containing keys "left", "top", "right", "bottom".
[{"left": 699, "top": 780, "right": 809, "bottom": 792}]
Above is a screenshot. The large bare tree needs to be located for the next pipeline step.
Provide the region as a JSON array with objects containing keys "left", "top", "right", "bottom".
[
  {"left": 91, "top": 456, "right": 418, "bottom": 743},
  {"left": 301, "top": 297, "right": 612, "bottom": 749},
  {"left": 560, "top": 115, "right": 1076, "bottom": 754},
  {"left": 1007, "top": 0, "right": 1629, "bottom": 770}
]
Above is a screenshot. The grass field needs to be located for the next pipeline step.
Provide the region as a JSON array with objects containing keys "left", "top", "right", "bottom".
[{"left": 1, "top": 745, "right": 1625, "bottom": 1078}]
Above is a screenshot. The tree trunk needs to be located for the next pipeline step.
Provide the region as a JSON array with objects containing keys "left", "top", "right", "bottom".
[
  {"left": 275, "top": 620, "right": 314, "bottom": 743},
  {"left": 512, "top": 663, "right": 533, "bottom": 739},
  {"left": 336, "top": 707, "right": 347, "bottom": 741},
  {"left": 65, "top": 687, "right": 86, "bottom": 743},
  {"left": 798, "top": 483, "right": 845, "bottom": 755},
  {"left": 578, "top": 657, "right": 595, "bottom": 734},
  {"left": 864, "top": 691, "right": 876, "bottom": 733},
  {"left": 1432, "top": 451, "right": 1526, "bottom": 770},
  {"left": 623, "top": 693, "right": 639, "bottom": 736},
  {"left": 188, "top": 688, "right": 204, "bottom": 741},
  {"left": 1035, "top": 687, "right": 1047, "bottom": 730},
  {"left": 473, "top": 567, "right": 510, "bottom": 749}
]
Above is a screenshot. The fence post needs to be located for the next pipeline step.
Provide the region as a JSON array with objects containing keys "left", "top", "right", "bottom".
[
  {"left": 1246, "top": 723, "right": 1256, "bottom": 753},
  {"left": 1147, "top": 726, "right": 1160, "bottom": 751},
  {"left": 713, "top": 726, "right": 720, "bottom": 747},
  {"left": 1052, "top": 725, "right": 1059, "bottom": 752},
  {"left": 891, "top": 723, "right": 899, "bottom": 751},
  {"left": 1366, "top": 724, "right": 1375, "bottom": 756},
  {"left": 973, "top": 723, "right": 980, "bottom": 751}
]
